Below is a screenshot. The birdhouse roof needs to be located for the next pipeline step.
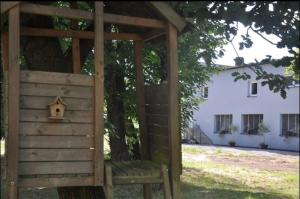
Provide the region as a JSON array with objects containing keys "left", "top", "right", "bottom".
[{"left": 48, "top": 96, "right": 67, "bottom": 106}]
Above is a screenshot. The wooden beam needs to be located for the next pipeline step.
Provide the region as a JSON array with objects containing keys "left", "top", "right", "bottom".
[
  {"left": 70, "top": 2, "right": 81, "bottom": 74},
  {"left": 20, "top": 2, "right": 93, "bottom": 20},
  {"left": 20, "top": 3, "right": 165, "bottom": 28},
  {"left": 7, "top": 5, "right": 20, "bottom": 199},
  {"left": 72, "top": 38, "right": 81, "bottom": 74},
  {"left": 103, "top": 13, "right": 165, "bottom": 29},
  {"left": 20, "top": 27, "right": 143, "bottom": 41},
  {"left": 142, "top": 29, "right": 165, "bottom": 42},
  {"left": 148, "top": 2, "right": 186, "bottom": 32},
  {"left": 94, "top": 1, "right": 104, "bottom": 186},
  {"left": 1, "top": 31, "right": 9, "bottom": 71},
  {"left": 166, "top": 22, "right": 180, "bottom": 199},
  {"left": 1, "top": 1, "right": 20, "bottom": 14},
  {"left": 134, "top": 40, "right": 152, "bottom": 199}
]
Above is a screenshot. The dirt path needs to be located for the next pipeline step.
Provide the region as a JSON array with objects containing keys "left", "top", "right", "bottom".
[{"left": 183, "top": 144, "right": 299, "bottom": 172}]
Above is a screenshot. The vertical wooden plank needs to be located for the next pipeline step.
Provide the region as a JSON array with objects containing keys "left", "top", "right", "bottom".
[
  {"left": 94, "top": 1, "right": 104, "bottom": 186},
  {"left": 70, "top": 2, "right": 81, "bottom": 74},
  {"left": 105, "top": 163, "right": 113, "bottom": 199},
  {"left": 72, "top": 38, "right": 81, "bottom": 74},
  {"left": 161, "top": 164, "right": 172, "bottom": 199},
  {"left": 134, "top": 40, "right": 152, "bottom": 199},
  {"left": 1, "top": 31, "right": 9, "bottom": 71},
  {"left": 6, "top": 5, "right": 20, "bottom": 199},
  {"left": 166, "top": 22, "right": 180, "bottom": 199}
]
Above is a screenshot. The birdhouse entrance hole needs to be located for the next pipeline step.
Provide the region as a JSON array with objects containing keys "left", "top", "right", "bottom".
[{"left": 48, "top": 96, "right": 67, "bottom": 120}]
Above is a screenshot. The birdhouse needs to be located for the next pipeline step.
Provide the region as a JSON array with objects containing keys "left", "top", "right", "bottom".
[{"left": 48, "top": 96, "right": 67, "bottom": 120}]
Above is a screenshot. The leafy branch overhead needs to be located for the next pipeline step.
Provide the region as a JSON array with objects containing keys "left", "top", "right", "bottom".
[{"left": 170, "top": 1, "right": 299, "bottom": 99}]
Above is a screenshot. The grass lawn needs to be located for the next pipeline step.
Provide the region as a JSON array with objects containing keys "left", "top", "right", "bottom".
[
  {"left": 1, "top": 141, "right": 299, "bottom": 199},
  {"left": 181, "top": 145, "right": 299, "bottom": 199}
]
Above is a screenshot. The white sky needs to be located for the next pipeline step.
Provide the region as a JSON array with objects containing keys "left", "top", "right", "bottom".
[{"left": 214, "top": 23, "right": 291, "bottom": 66}]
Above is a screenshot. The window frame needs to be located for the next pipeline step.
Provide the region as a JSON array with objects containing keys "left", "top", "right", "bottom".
[
  {"left": 214, "top": 114, "right": 233, "bottom": 134},
  {"left": 242, "top": 114, "right": 264, "bottom": 135},
  {"left": 280, "top": 114, "right": 300, "bottom": 137},
  {"left": 202, "top": 86, "right": 208, "bottom": 99},
  {"left": 249, "top": 81, "right": 258, "bottom": 97}
]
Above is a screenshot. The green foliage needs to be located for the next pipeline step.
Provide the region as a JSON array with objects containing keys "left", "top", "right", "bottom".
[{"left": 48, "top": 1, "right": 299, "bottom": 152}]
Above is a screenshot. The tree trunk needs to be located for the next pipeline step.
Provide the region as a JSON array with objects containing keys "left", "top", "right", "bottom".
[{"left": 106, "top": 62, "right": 130, "bottom": 160}]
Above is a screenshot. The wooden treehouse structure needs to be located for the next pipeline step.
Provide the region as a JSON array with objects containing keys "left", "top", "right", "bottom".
[{"left": 1, "top": 1, "right": 186, "bottom": 199}]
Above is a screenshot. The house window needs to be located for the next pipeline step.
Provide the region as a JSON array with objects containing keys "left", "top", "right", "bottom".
[
  {"left": 249, "top": 81, "right": 258, "bottom": 96},
  {"left": 281, "top": 114, "right": 300, "bottom": 137},
  {"left": 242, "top": 114, "right": 263, "bottom": 134},
  {"left": 215, "top": 114, "right": 233, "bottom": 134},
  {"left": 201, "top": 86, "right": 208, "bottom": 99}
]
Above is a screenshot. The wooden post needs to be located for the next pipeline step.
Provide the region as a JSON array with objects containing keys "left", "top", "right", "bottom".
[
  {"left": 70, "top": 2, "right": 81, "bottom": 74},
  {"left": 105, "top": 163, "right": 113, "bottom": 199},
  {"left": 72, "top": 38, "right": 81, "bottom": 73},
  {"left": 6, "top": 5, "right": 20, "bottom": 199},
  {"left": 94, "top": 1, "right": 104, "bottom": 186},
  {"left": 166, "top": 22, "right": 180, "bottom": 199},
  {"left": 134, "top": 41, "right": 152, "bottom": 199}
]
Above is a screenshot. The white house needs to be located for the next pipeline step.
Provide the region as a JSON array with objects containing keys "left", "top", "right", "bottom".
[{"left": 192, "top": 64, "right": 300, "bottom": 151}]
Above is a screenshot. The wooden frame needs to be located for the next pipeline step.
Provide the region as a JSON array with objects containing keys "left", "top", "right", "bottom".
[
  {"left": 20, "top": 3, "right": 165, "bottom": 28},
  {"left": 7, "top": 5, "right": 20, "bottom": 199},
  {"left": 93, "top": 1, "right": 104, "bottom": 186},
  {"left": 20, "top": 27, "right": 142, "bottom": 41},
  {"left": 166, "top": 22, "right": 181, "bottom": 199},
  {"left": 3, "top": 1, "right": 185, "bottom": 198}
]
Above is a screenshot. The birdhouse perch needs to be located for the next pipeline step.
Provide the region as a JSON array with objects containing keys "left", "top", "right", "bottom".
[{"left": 48, "top": 96, "right": 67, "bottom": 120}]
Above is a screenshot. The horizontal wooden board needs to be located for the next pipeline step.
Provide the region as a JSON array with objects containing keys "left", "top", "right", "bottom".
[
  {"left": 20, "top": 96, "right": 93, "bottom": 111},
  {"left": 146, "top": 114, "right": 168, "bottom": 126},
  {"left": 20, "top": 123, "right": 93, "bottom": 136},
  {"left": 19, "top": 161, "right": 93, "bottom": 175},
  {"left": 21, "top": 70, "right": 94, "bottom": 86},
  {"left": 19, "top": 136, "right": 93, "bottom": 149},
  {"left": 19, "top": 149, "right": 93, "bottom": 161},
  {"left": 145, "top": 104, "right": 168, "bottom": 115},
  {"left": 19, "top": 176, "right": 94, "bottom": 187},
  {"left": 20, "top": 109, "right": 93, "bottom": 123},
  {"left": 145, "top": 84, "right": 168, "bottom": 105},
  {"left": 20, "top": 82, "right": 93, "bottom": 98},
  {"left": 147, "top": 125, "right": 168, "bottom": 136}
]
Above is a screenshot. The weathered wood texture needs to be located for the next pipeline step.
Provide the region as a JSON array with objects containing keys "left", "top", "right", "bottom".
[
  {"left": 145, "top": 85, "right": 170, "bottom": 166},
  {"left": 19, "top": 176, "right": 94, "bottom": 188},
  {"left": 106, "top": 161, "right": 172, "bottom": 199},
  {"left": 148, "top": 2, "right": 186, "bottom": 32},
  {"left": 18, "top": 70, "right": 98, "bottom": 187},
  {"left": 20, "top": 3, "right": 165, "bottom": 28},
  {"left": 1, "top": 31, "right": 9, "bottom": 70},
  {"left": 0, "top": 1, "right": 20, "bottom": 14},
  {"left": 166, "top": 22, "right": 181, "bottom": 199},
  {"left": 94, "top": 1, "right": 105, "bottom": 186},
  {"left": 7, "top": 5, "right": 20, "bottom": 199},
  {"left": 20, "top": 27, "right": 143, "bottom": 41}
]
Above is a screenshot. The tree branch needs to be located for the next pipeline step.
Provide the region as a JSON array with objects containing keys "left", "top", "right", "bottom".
[{"left": 250, "top": 25, "right": 277, "bottom": 45}]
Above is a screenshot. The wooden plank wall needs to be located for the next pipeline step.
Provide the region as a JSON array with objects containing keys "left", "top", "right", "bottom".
[
  {"left": 18, "top": 70, "right": 95, "bottom": 187},
  {"left": 145, "top": 84, "right": 169, "bottom": 165}
]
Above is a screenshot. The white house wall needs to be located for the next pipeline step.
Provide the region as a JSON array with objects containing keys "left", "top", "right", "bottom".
[{"left": 193, "top": 64, "right": 300, "bottom": 151}]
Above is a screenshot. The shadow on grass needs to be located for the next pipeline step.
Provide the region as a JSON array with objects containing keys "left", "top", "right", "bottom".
[
  {"left": 181, "top": 167, "right": 295, "bottom": 199},
  {"left": 182, "top": 182, "right": 293, "bottom": 199}
]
